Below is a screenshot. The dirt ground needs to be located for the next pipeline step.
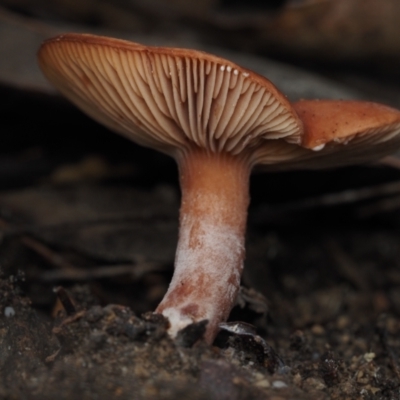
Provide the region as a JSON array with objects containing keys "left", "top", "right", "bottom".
[{"left": 0, "top": 86, "right": 400, "bottom": 400}]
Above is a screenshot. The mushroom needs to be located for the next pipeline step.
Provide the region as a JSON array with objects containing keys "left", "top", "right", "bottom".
[
  {"left": 291, "top": 99, "right": 400, "bottom": 168},
  {"left": 37, "top": 34, "right": 400, "bottom": 344}
]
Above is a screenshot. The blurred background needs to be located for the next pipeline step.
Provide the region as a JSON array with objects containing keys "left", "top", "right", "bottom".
[
  {"left": 2, "top": 0, "right": 400, "bottom": 292},
  {"left": 2, "top": 3, "right": 400, "bottom": 398},
  {"left": 1, "top": 0, "right": 400, "bottom": 175},
  {"left": 3, "top": 0, "right": 400, "bottom": 103},
  {"left": 2, "top": 0, "right": 400, "bottom": 304},
  {"left": 2, "top": 0, "right": 400, "bottom": 208}
]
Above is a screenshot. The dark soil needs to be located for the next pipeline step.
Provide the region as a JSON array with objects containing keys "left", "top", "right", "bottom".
[{"left": 1, "top": 85, "right": 400, "bottom": 399}]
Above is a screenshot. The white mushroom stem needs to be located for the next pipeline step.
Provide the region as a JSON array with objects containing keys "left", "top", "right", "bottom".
[{"left": 156, "top": 149, "right": 251, "bottom": 343}]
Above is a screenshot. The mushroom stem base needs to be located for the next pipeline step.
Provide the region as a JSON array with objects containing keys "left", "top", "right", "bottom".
[{"left": 156, "top": 149, "right": 250, "bottom": 344}]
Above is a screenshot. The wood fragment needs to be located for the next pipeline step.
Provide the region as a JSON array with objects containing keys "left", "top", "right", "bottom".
[
  {"left": 284, "top": 180, "right": 400, "bottom": 209},
  {"left": 54, "top": 286, "right": 76, "bottom": 315},
  {"left": 380, "top": 155, "right": 400, "bottom": 170},
  {"left": 377, "top": 326, "right": 400, "bottom": 381},
  {"left": 40, "top": 262, "right": 165, "bottom": 281},
  {"left": 21, "top": 235, "right": 81, "bottom": 272},
  {"left": 253, "top": 179, "right": 400, "bottom": 224},
  {"left": 357, "top": 194, "right": 400, "bottom": 218},
  {"left": 45, "top": 348, "right": 61, "bottom": 363},
  {"left": 52, "top": 310, "right": 86, "bottom": 334},
  {"left": 325, "top": 239, "right": 369, "bottom": 291}
]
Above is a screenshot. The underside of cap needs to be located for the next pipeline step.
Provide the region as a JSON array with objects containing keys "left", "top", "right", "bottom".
[
  {"left": 37, "top": 34, "right": 302, "bottom": 158},
  {"left": 38, "top": 35, "right": 400, "bottom": 170}
]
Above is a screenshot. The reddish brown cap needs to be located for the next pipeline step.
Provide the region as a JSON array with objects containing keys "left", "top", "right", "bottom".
[
  {"left": 295, "top": 100, "right": 400, "bottom": 149},
  {"left": 254, "top": 99, "right": 400, "bottom": 170},
  {"left": 292, "top": 99, "right": 400, "bottom": 168}
]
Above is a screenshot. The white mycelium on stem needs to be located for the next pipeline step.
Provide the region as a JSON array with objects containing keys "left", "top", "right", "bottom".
[{"left": 156, "top": 150, "right": 251, "bottom": 342}]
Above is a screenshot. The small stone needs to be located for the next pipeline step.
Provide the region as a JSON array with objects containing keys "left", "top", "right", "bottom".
[
  {"left": 4, "top": 306, "right": 15, "bottom": 317},
  {"left": 272, "top": 380, "right": 288, "bottom": 389},
  {"left": 255, "top": 379, "right": 270, "bottom": 388},
  {"left": 303, "top": 377, "right": 326, "bottom": 391},
  {"left": 293, "top": 373, "right": 302, "bottom": 387},
  {"left": 311, "top": 324, "right": 325, "bottom": 335},
  {"left": 85, "top": 305, "right": 104, "bottom": 322},
  {"left": 175, "top": 319, "right": 208, "bottom": 347},
  {"left": 363, "top": 352, "right": 376, "bottom": 363},
  {"left": 336, "top": 315, "right": 350, "bottom": 329}
]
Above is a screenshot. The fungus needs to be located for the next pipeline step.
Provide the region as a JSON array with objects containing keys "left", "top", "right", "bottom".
[{"left": 37, "top": 34, "right": 400, "bottom": 343}]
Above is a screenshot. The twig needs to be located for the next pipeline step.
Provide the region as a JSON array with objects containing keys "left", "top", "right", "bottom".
[
  {"left": 45, "top": 348, "right": 61, "bottom": 363},
  {"left": 377, "top": 326, "right": 400, "bottom": 381},
  {"left": 54, "top": 286, "right": 76, "bottom": 315},
  {"left": 357, "top": 194, "right": 400, "bottom": 218},
  {"left": 297, "top": 180, "right": 400, "bottom": 207},
  {"left": 21, "top": 235, "right": 82, "bottom": 273},
  {"left": 20, "top": 235, "right": 165, "bottom": 282},
  {"left": 325, "top": 239, "right": 369, "bottom": 291},
  {"left": 253, "top": 180, "right": 400, "bottom": 223},
  {"left": 380, "top": 155, "right": 400, "bottom": 170},
  {"left": 52, "top": 310, "right": 86, "bottom": 334},
  {"left": 40, "top": 262, "right": 165, "bottom": 281}
]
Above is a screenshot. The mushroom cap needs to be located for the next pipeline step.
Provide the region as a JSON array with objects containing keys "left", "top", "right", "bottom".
[
  {"left": 37, "top": 33, "right": 303, "bottom": 160},
  {"left": 296, "top": 100, "right": 400, "bottom": 150},
  {"left": 38, "top": 35, "right": 400, "bottom": 170},
  {"left": 254, "top": 99, "right": 400, "bottom": 170}
]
